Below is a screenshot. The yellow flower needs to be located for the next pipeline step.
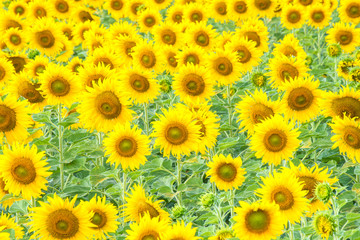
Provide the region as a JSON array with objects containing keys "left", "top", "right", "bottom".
[
  {"left": 272, "top": 33, "right": 307, "bottom": 60},
  {"left": 8, "top": 0, "right": 27, "bottom": 17},
  {"left": 145, "top": 0, "right": 172, "bottom": 10},
  {"left": 235, "top": 18, "right": 269, "bottom": 53},
  {"left": 23, "top": 55, "right": 49, "bottom": 79},
  {"left": 3, "top": 27, "right": 26, "bottom": 52},
  {"left": 86, "top": 46, "right": 123, "bottom": 71},
  {"left": 113, "top": 34, "right": 141, "bottom": 66},
  {"left": 0, "top": 11, "right": 26, "bottom": 33},
  {"left": 227, "top": 0, "right": 251, "bottom": 21},
  {"left": 339, "top": 0, "right": 360, "bottom": 25},
  {"left": 71, "top": 5, "right": 99, "bottom": 24},
  {"left": 0, "top": 57, "right": 15, "bottom": 89},
  {"left": 153, "top": 22, "right": 184, "bottom": 49},
  {"left": 163, "top": 46, "right": 179, "bottom": 74},
  {"left": 50, "top": 0, "right": 73, "bottom": 19},
  {"left": 249, "top": 114, "right": 301, "bottom": 166},
  {"left": 104, "top": 0, "right": 127, "bottom": 19},
  {"left": 0, "top": 213, "right": 24, "bottom": 239},
  {"left": 184, "top": 2, "right": 209, "bottom": 23},
  {"left": 208, "top": 0, "right": 230, "bottom": 22},
  {"left": 104, "top": 122, "right": 151, "bottom": 170},
  {"left": 163, "top": 221, "right": 200, "bottom": 240},
  {"left": 0, "top": 177, "right": 18, "bottom": 209},
  {"left": 137, "top": 8, "right": 162, "bottom": 32},
  {"left": 256, "top": 170, "right": 309, "bottom": 224},
  {"left": 131, "top": 40, "right": 166, "bottom": 73},
  {"left": 248, "top": 0, "right": 277, "bottom": 18},
  {"left": 233, "top": 201, "right": 284, "bottom": 240},
  {"left": 281, "top": 4, "right": 306, "bottom": 29},
  {"left": 29, "top": 194, "right": 96, "bottom": 240},
  {"left": 126, "top": 214, "right": 170, "bottom": 240},
  {"left": 166, "top": 3, "right": 187, "bottom": 25},
  {"left": 313, "top": 213, "right": 336, "bottom": 239},
  {"left": 206, "top": 154, "right": 246, "bottom": 191},
  {"left": 176, "top": 44, "right": 207, "bottom": 68},
  {"left": 306, "top": 3, "right": 332, "bottom": 28},
  {"left": 76, "top": 63, "right": 116, "bottom": 91},
  {"left": 326, "top": 21, "right": 360, "bottom": 53},
  {"left": 184, "top": 22, "right": 217, "bottom": 50},
  {"left": 27, "top": 0, "right": 52, "bottom": 21}
]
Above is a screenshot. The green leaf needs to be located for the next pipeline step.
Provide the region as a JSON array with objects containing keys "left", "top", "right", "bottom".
[
  {"left": 338, "top": 191, "right": 356, "bottom": 201},
  {"left": 346, "top": 213, "right": 360, "bottom": 221}
]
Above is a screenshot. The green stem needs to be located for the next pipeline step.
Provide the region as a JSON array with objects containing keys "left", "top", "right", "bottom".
[
  {"left": 143, "top": 103, "right": 150, "bottom": 135},
  {"left": 227, "top": 85, "right": 233, "bottom": 137},
  {"left": 177, "top": 158, "right": 183, "bottom": 205},
  {"left": 58, "top": 104, "right": 64, "bottom": 192},
  {"left": 96, "top": 132, "right": 104, "bottom": 166},
  {"left": 300, "top": 217, "right": 307, "bottom": 239},
  {"left": 288, "top": 221, "right": 294, "bottom": 240},
  {"left": 229, "top": 189, "right": 235, "bottom": 218},
  {"left": 121, "top": 170, "right": 127, "bottom": 227},
  {"left": 331, "top": 196, "right": 340, "bottom": 240}
]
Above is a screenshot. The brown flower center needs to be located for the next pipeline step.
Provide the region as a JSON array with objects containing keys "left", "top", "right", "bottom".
[
  {"left": 138, "top": 202, "right": 160, "bottom": 218},
  {"left": 234, "top": 1, "right": 247, "bottom": 13},
  {"left": 217, "top": 163, "right": 237, "bottom": 182},
  {"left": 8, "top": 56, "right": 26, "bottom": 73},
  {"left": 194, "top": 31, "right": 210, "bottom": 47},
  {"left": 182, "top": 73, "right": 205, "bottom": 96},
  {"left": 0, "top": 105, "right": 16, "bottom": 133},
  {"left": 346, "top": 3, "right": 360, "bottom": 18},
  {"left": 0, "top": 66, "right": 5, "bottom": 80},
  {"left": 236, "top": 46, "right": 251, "bottom": 63},
  {"left": 10, "top": 34, "right": 21, "bottom": 45},
  {"left": 216, "top": 2, "right": 227, "bottom": 15},
  {"left": 190, "top": 10, "right": 203, "bottom": 22},
  {"left": 298, "top": 176, "right": 317, "bottom": 201},
  {"left": 167, "top": 52, "right": 178, "bottom": 68},
  {"left": 35, "top": 7, "right": 47, "bottom": 18},
  {"left": 18, "top": 82, "right": 45, "bottom": 103},
  {"left": 185, "top": 54, "right": 200, "bottom": 65},
  {"left": 49, "top": 77, "right": 70, "bottom": 96},
  {"left": 95, "top": 91, "right": 122, "bottom": 119},
  {"left": 55, "top": 0, "right": 69, "bottom": 13},
  {"left": 36, "top": 30, "right": 55, "bottom": 48},
  {"left": 287, "top": 10, "right": 301, "bottom": 23},
  {"left": 244, "top": 31, "right": 260, "bottom": 47},
  {"left": 15, "top": 6, "right": 25, "bottom": 15},
  {"left": 144, "top": 16, "right": 156, "bottom": 28},
  {"left": 343, "top": 126, "right": 360, "bottom": 149},
  {"left": 245, "top": 210, "right": 270, "bottom": 233},
  {"left": 140, "top": 51, "right": 156, "bottom": 68},
  {"left": 141, "top": 233, "right": 160, "bottom": 240},
  {"left": 129, "top": 73, "right": 150, "bottom": 92},
  {"left": 279, "top": 63, "right": 299, "bottom": 81},
  {"left": 130, "top": 3, "right": 142, "bottom": 15},
  {"left": 111, "top": 0, "right": 124, "bottom": 10},
  {"left": 165, "top": 123, "right": 188, "bottom": 145},
  {"left": 47, "top": 209, "right": 79, "bottom": 239},
  {"left": 271, "top": 187, "right": 294, "bottom": 210},
  {"left": 161, "top": 29, "right": 176, "bottom": 45},
  {"left": 299, "top": 0, "right": 312, "bottom": 6},
  {"left": 86, "top": 74, "right": 105, "bottom": 88},
  {"left": 124, "top": 41, "right": 136, "bottom": 58},
  {"left": 35, "top": 64, "right": 46, "bottom": 76},
  {"left": 91, "top": 210, "right": 107, "bottom": 229},
  {"left": 254, "top": 0, "right": 271, "bottom": 10},
  {"left": 251, "top": 103, "right": 274, "bottom": 124},
  {"left": 214, "top": 57, "right": 233, "bottom": 75},
  {"left": 263, "top": 129, "right": 287, "bottom": 152},
  {"left": 11, "top": 157, "right": 36, "bottom": 184},
  {"left": 331, "top": 97, "right": 360, "bottom": 119},
  {"left": 287, "top": 87, "right": 314, "bottom": 111},
  {"left": 79, "top": 11, "right": 93, "bottom": 22},
  {"left": 312, "top": 11, "right": 324, "bottom": 22},
  {"left": 116, "top": 137, "right": 138, "bottom": 157},
  {"left": 172, "top": 12, "right": 183, "bottom": 23},
  {"left": 282, "top": 46, "right": 297, "bottom": 57},
  {"left": 94, "top": 58, "right": 114, "bottom": 70},
  {"left": 5, "top": 20, "right": 22, "bottom": 30},
  {"left": 335, "top": 30, "right": 353, "bottom": 46}
]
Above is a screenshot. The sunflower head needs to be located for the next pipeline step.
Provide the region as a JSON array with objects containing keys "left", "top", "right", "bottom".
[
  {"left": 313, "top": 213, "right": 336, "bottom": 239},
  {"left": 251, "top": 72, "right": 267, "bottom": 87},
  {"left": 327, "top": 43, "right": 342, "bottom": 58}
]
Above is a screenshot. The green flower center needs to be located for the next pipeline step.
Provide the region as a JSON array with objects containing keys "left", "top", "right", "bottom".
[
  {"left": 269, "top": 134, "right": 282, "bottom": 147},
  {"left": 218, "top": 163, "right": 237, "bottom": 182},
  {"left": 246, "top": 210, "right": 269, "bottom": 232},
  {"left": 56, "top": 221, "right": 68, "bottom": 231}
]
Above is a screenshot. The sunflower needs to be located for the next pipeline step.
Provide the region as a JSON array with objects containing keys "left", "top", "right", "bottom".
[
  {"left": 205, "top": 48, "right": 242, "bottom": 86},
  {"left": 0, "top": 11, "right": 26, "bottom": 32},
  {"left": 8, "top": 0, "right": 28, "bottom": 17},
  {"left": 82, "top": 30, "right": 105, "bottom": 55},
  {"left": 26, "top": 18, "right": 66, "bottom": 57},
  {"left": 137, "top": 8, "right": 162, "bottom": 32},
  {"left": 0, "top": 57, "right": 15, "bottom": 89},
  {"left": 104, "top": 122, "right": 150, "bottom": 170},
  {"left": 103, "top": 0, "right": 127, "bottom": 19},
  {"left": 206, "top": 154, "right": 246, "bottom": 191},
  {"left": 78, "top": 79, "right": 134, "bottom": 133},
  {"left": 81, "top": 196, "right": 119, "bottom": 240},
  {"left": 152, "top": 106, "right": 201, "bottom": 158},
  {"left": 55, "top": 38, "right": 74, "bottom": 62},
  {"left": 280, "top": 4, "right": 306, "bottom": 29},
  {"left": 7, "top": 72, "right": 47, "bottom": 111},
  {"left": 225, "top": 37, "right": 262, "bottom": 73},
  {"left": 184, "top": 22, "right": 217, "bottom": 50},
  {"left": 267, "top": 54, "right": 309, "bottom": 89},
  {"left": 313, "top": 213, "right": 336, "bottom": 239},
  {"left": 329, "top": 116, "right": 360, "bottom": 163},
  {"left": 227, "top": 0, "right": 251, "bottom": 21},
  {"left": 68, "top": 56, "right": 84, "bottom": 75},
  {"left": 184, "top": 2, "right": 209, "bottom": 23},
  {"left": 5, "top": 51, "right": 29, "bottom": 74},
  {"left": 166, "top": 3, "right": 187, "bottom": 25},
  {"left": 87, "top": 46, "right": 123, "bottom": 71},
  {"left": 0, "top": 177, "right": 17, "bottom": 209},
  {"left": 123, "top": 185, "right": 170, "bottom": 223},
  {"left": 145, "top": 0, "right": 172, "bottom": 10},
  {"left": 58, "top": 21, "right": 75, "bottom": 42},
  {"left": 0, "top": 213, "right": 24, "bottom": 239},
  {"left": 281, "top": 163, "right": 338, "bottom": 216},
  {"left": 108, "top": 21, "right": 138, "bottom": 42},
  {"left": 0, "top": 226, "right": 9, "bottom": 239},
  {"left": 272, "top": 33, "right": 307, "bottom": 60},
  {"left": 27, "top": 0, "right": 52, "bottom": 21},
  {"left": 153, "top": 22, "right": 184, "bottom": 49},
  {"left": 119, "top": 66, "right": 160, "bottom": 104},
  {"left": 233, "top": 201, "right": 284, "bottom": 240},
  {"left": 280, "top": 76, "right": 322, "bottom": 123},
  {"left": 216, "top": 31, "right": 235, "bottom": 50},
  {"left": 336, "top": 58, "right": 358, "bottom": 80},
  {"left": 209, "top": 229, "right": 234, "bottom": 240},
  {"left": 50, "top": 0, "right": 73, "bottom": 19},
  {"left": 326, "top": 22, "right": 360, "bottom": 53},
  {"left": 249, "top": 114, "right": 301, "bottom": 166},
  {"left": 0, "top": 143, "right": 51, "bottom": 200},
  {"left": 163, "top": 46, "right": 179, "bottom": 74},
  {"left": 248, "top": 0, "right": 277, "bottom": 18},
  {"left": 236, "top": 89, "right": 281, "bottom": 134},
  {"left": 38, "top": 63, "right": 81, "bottom": 106},
  {"left": 71, "top": 5, "right": 99, "bottom": 23},
  {"left": 339, "top": 0, "right": 360, "bottom": 25},
  {"left": 208, "top": 0, "right": 230, "bottom": 22},
  {"left": 131, "top": 40, "right": 165, "bottom": 73},
  {"left": 235, "top": 18, "right": 269, "bottom": 53},
  {"left": 256, "top": 170, "right": 309, "bottom": 224},
  {"left": 306, "top": 3, "right": 332, "bottom": 28},
  {"left": 76, "top": 63, "right": 116, "bottom": 90},
  {"left": 126, "top": 213, "right": 170, "bottom": 240},
  {"left": 0, "top": 96, "right": 32, "bottom": 144},
  {"left": 176, "top": 44, "right": 207, "bottom": 68},
  {"left": 163, "top": 221, "right": 200, "bottom": 240},
  {"left": 113, "top": 35, "right": 141, "bottom": 65},
  {"left": 4, "top": 28, "right": 26, "bottom": 52},
  {"left": 318, "top": 85, "right": 360, "bottom": 120},
  {"left": 125, "top": 0, "right": 146, "bottom": 20},
  {"left": 24, "top": 55, "right": 49, "bottom": 79},
  {"left": 29, "top": 194, "right": 96, "bottom": 240}
]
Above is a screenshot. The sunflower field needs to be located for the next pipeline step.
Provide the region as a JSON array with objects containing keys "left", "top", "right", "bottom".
[{"left": 0, "top": 0, "right": 360, "bottom": 239}]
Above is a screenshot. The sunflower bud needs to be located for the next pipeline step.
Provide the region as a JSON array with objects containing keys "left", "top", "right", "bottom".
[
  {"left": 199, "top": 192, "right": 215, "bottom": 208},
  {"left": 212, "top": 228, "right": 234, "bottom": 240},
  {"left": 159, "top": 79, "right": 172, "bottom": 93},
  {"left": 305, "top": 56, "right": 313, "bottom": 66},
  {"left": 251, "top": 72, "right": 267, "bottom": 88},
  {"left": 28, "top": 50, "right": 40, "bottom": 60},
  {"left": 171, "top": 204, "right": 186, "bottom": 218},
  {"left": 315, "top": 182, "right": 332, "bottom": 203},
  {"left": 355, "top": 50, "right": 360, "bottom": 61},
  {"left": 222, "top": 87, "right": 236, "bottom": 99},
  {"left": 327, "top": 44, "right": 342, "bottom": 58},
  {"left": 313, "top": 213, "right": 336, "bottom": 239},
  {"left": 350, "top": 67, "right": 360, "bottom": 83}
]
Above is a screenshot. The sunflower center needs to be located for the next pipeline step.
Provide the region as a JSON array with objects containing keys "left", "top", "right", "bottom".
[
  {"left": 185, "top": 54, "right": 199, "bottom": 65},
  {"left": 235, "top": 1, "right": 247, "bottom": 13},
  {"left": 165, "top": 124, "right": 188, "bottom": 145},
  {"left": 8, "top": 56, "right": 26, "bottom": 73},
  {"left": 15, "top": 6, "right": 25, "bottom": 14},
  {"left": 49, "top": 78, "right": 70, "bottom": 97},
  {"left": 283, "top": 46, "right": 297, "bottom": 57},
  {"left": 280, "top": 63, "right": 299, "bottom": 81},
  {"left": 214, "top": 57, "right": 233, "bottom": 76},
  {"left": 343, "top": 126, "right": 360, "bottom": 149},
  {"left": 272, "top": 187, "right": 294, "bottom": 210},
  {"left": 236, "top": 46, "right": 251, "bottom": 63},
  {"left": 244, "top": 31, "right": 260, "bottom": 47},
  {"left": 95, "top": 91, "right": 122, "bottom": 119},
  {"left": 217, "top": 163, "right": 237, "bottom": 182},
  {"left": 254, "top": 0, "right": 271, "bottom": 10},
  {"left": 79, "top": 11, "right": 93, "bottom": 22},
  {"left": 56, "top": 0, "right": 69, "bottom": 13},
  {"left": 245, "top": 210, "right": 270, "bottom": 233},
  {"left": 312, "top": 11, "right": 324, "bottom": 22},
  {"left": 36, "top": 30, "right": 55, "bottom": 48},
  {"left": 19, "top": 82, "right": 45, "bottom": 103},
  {"left": 111, "top": 0, "right": 123, "bottom": 10},
  {"left": 264, "top": 130, "right": 287, "bottom": 152},
  {"left": 138, "top": 202, "right": 160, "bottom": 218},
  {"left": 299, "top": 0, "right": 312, "bottom": 6},
  {"left": 129, "top": 74, "right": 150, "bottom": 92},
  {"left": 0, "top": 66, "right": 5, "bottom": 80},
  {"left": 5, "top": 20, "right": 22, "bottom": 30},
  {"left": 0, "top": 105, "right": 17, "bottom": 132},
  {"left": 91, "top": 210, "right": 107, "bottom": 228},
  {"left": 116, "top": 137, "right": 138, "bottom": 157},
  {"left": 195, "top": 31, "right": 209, "bottom": 47},
  {"left": 0, "top": 178, "right": 9, "bottom": 194},
  {"left": 172, "top": 12, "right": 183, "bottom": 23},
  {"left": 10, "top": 34, "right": 21, "bottom": 45},
  {"left": 47, "top": 209, "right": 79, "bottom": 238},
  {"left": 11, "top": 158, "right": 36, "bottom": 184},
  {"left": 287, "top": 11, "right": 301, "bottom": 23},
  {"left": 331, "top": 97, "right": 360, "bottom": 119},
  {"left": 335, "top": 30, "right": 353, "bottom": 45},
  {"left": 35, "top": 65, "right": 46, "bottom": 76},
  {"left": 162, "top": 30, "right": 176, "bottom": 45},
  {"left": 124, "top": 41, "right": 136, "bottom": 57},
  {"left": 167, "top": 52, "right": 178, "bottom": 67},
  {"left": 195, "top": 120, "right": 206, "bottom": 137},
  {"left": 298, "top": 176, "right": 317, "bottom": 202},
  {"left": 144, "top": 16, "right": 156, "bottom": 27},
  {"left": 140, "top": 51, "right": 156, "bottom": 68},
  {"left": 346, "top": 4, "right": 360, "bottom": 18},
  {"left": 191, "top": 11, "right": 203, "bottom": 22},
  {"left": 287, "top": 87, "right": 314, "bottom": 111},
  {"left": 216, "top": 2, "right": 227, "bottom": 15},
  {"left": 94, "top": 58, "right": 114, "bottom": 70},
  {"left": 35, "top": 7, "right": 46, "bottom": 17},
  {"left": 251, "top": 103, "right": 274, "bottom": 124},
  {"left": 142, "top": 233, "right": 159, "bottom": 240},
  {"left": 86, "top": 74, "right": 104, "bottom": 88},
  {"left": 182, "top": 73, "right": 205, "bottom": 96}
]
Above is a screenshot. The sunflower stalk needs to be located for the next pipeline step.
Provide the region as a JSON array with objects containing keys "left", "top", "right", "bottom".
[
  {"left": 226, "top": 85, "right": 233, "bottom": 137},
  {"left": 57, "top": 104, "right": 65, "bottom": 192},
  {"left": 143, "top": 102, "right": 150, "bottom": 135},
  {"left": 121, "top": 170, "right": 127, "bottom": 227},
  {"left": 177, "top": 157, "right": 183, "bottom": 205},
  {"left": 330, "top": 196, "right": 340, "bottom": 240},
  {"left": 288, "top": 221, "right": 295, "bottom": 240},
  {"left": 96, "top": 132, "right": 104, "bottom": 166}
]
